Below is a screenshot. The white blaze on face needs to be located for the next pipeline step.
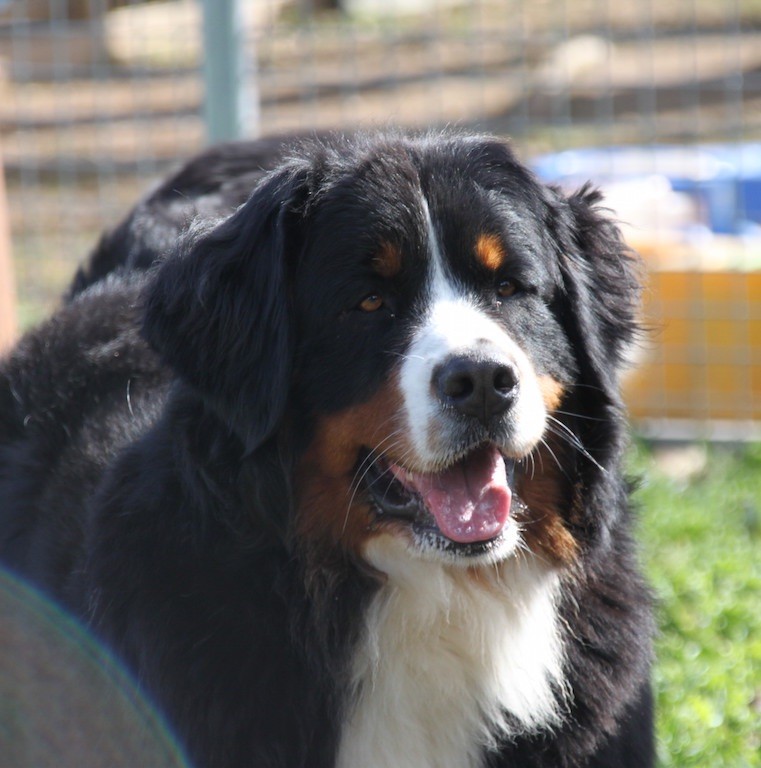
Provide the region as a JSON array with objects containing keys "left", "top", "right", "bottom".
[{"left": 398, "top": 197, "right": 548, "bottom": 466}]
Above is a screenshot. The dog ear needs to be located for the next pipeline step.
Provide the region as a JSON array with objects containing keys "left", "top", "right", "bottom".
[
  {"left": 558, "top": 184, "right": 642, "bottom": 408},
  {"left": 555, "top": 183, "right": 642, "bottom": 479},
  {"left": 143, "top": 162, "right": 311, "bottom": 453},
  {"left": 552, "top": 185, "right": 644, "bottom": 548}
]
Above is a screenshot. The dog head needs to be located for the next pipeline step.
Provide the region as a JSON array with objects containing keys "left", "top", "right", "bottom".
[{"left": 143, "top": 133, "right": 640, "bottom": 570}]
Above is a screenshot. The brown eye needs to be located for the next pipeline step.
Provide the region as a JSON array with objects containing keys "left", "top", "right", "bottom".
[
  {"left": 497, "top": 280, "right": 518, "bottom": 299},
  {"left": 359, "top": 294, "right": 384, "bottom": 312}
]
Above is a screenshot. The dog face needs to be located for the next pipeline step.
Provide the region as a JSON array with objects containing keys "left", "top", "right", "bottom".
[{"left": 143, "top": 133, "right": 639, "bottom": 572}]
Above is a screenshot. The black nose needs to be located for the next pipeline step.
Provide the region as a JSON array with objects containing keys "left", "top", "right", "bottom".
[{"left": 433, "top": 353, "right": 519, "bottom": 424}]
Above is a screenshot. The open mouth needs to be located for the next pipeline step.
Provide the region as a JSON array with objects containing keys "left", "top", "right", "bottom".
[{"left": 363, "top": 443, "right": 517, "bottom": 555}]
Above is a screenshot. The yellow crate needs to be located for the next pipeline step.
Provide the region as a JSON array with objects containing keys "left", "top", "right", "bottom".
[{"left": 624, "top": 238, "right": 761, "bottom": 424}]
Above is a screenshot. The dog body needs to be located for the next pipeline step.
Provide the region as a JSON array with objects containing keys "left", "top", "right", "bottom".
[{"left": 0, "top": 133, "right": 654, "bottom": 767}]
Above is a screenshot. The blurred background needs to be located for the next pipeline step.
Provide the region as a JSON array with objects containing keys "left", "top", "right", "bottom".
[{"left": 0, "top": 2, "right": 759, "bottom": 766}]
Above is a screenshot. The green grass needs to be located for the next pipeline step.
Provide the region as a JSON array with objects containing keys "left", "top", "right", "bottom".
[{"left": 631, "top": 443, "right": 761, "bottom": 767}]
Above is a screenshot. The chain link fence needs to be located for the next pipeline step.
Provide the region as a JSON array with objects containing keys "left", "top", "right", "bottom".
[{"left": 2, "top": 0, "right": 761, "bottom": 436}]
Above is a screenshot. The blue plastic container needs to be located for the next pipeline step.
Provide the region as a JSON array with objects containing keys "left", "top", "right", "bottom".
[{"left": 533, "top": 143, "right": 761, "bottom": 236}]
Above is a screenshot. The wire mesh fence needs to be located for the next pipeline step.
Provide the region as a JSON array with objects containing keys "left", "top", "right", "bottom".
[{"left": 1, "top": 0, "right": 760, "bottom": 436}]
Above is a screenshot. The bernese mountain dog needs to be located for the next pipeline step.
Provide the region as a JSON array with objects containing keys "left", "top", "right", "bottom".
[{"left": 0, "top": 132, "right": 655, "bottom": 767}]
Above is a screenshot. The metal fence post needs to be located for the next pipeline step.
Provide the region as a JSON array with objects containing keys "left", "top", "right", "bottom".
[
  {"left": 200, "top": 0, "right": 260, "bottom": 143},
  {"left": 0, "top": 137, "right": 17, "bottom": 353}
]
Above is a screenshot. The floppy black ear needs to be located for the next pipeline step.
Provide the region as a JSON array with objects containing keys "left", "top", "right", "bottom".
[
  {"left": 552, "top": 185, "right": 644, "bottom": 549},
  {"left": 143, "top": 162, "right": 310, "bottom": 453},
  {"left": 559, "top": 184, "right": 642, "bottom": 408}
]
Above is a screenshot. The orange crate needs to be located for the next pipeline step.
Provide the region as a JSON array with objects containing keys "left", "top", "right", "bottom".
[{"left": 624, "top": 238, "right": 761, "bottom": 424}]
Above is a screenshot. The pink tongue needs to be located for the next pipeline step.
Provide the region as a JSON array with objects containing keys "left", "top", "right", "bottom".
[{"left": 390, "top": 445, "right": 512, "bottom": 544}]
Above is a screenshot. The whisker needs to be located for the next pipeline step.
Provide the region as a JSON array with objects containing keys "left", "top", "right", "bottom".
[
  {"left": 516, "top": 535, "right": 553, "bottom": 568},
  {"left": 569, "top": 382, "right": 606, "bottom": 394},
  {"left": 387, "top": 350, "right": 426, "bottom": 363},
  {"left": 538, "top": 438, "right": 566, "bottom": 477},
  {"left": 520, "top": 452, "right": 536, "bottom": 481},
  {"left": 553, "top": 409, "right": 606, "bottom": 423},
  {"left": 347, "top": 433, "right": 403, "bottom": 500},
  {"left": 343, "top": 431, "right": 409, "bottom": 535},
  {"left": 350, "top": 429, "right": 408, "bottom": 489},
  {"left": 533, "top": 445, "right": 545, "bottom": 475},
  {"left": 546, "top": 416, "right": 606, "bottom": 473}
]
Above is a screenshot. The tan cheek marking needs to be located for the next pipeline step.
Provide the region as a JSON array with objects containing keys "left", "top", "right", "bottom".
[
  {"left": 372, "top": 242, "right": 402, "bottom": 279},
  {"left": 295, "top": 375, "right": 410, "bottom": 559},
  {"left": 474, "top": 234, "right": 506, "bottom": 272},
  {"left": 538, "top": 375, "right": 566, "bottom": 412},
  {"left": 517, "top": 438, "right": 578, "bottom": 564}
]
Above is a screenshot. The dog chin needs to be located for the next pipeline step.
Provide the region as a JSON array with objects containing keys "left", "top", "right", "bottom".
[{"left": 364, "top": 521, "right": 522, "bottom": 572}]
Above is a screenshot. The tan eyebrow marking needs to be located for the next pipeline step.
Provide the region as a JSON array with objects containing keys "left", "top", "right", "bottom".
[
  {"left": 372, "top": 242, "right": 402, "bottom": 278},
  {"left": 474, "top": 234, "right": 507, "bottom": 271}
]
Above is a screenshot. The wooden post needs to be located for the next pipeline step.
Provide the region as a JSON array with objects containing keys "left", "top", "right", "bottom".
[{"left": 0, "top": 137, "right": 17, "bottom": 354}]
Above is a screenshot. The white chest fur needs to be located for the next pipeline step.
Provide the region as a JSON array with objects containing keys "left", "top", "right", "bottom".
[{"left": 336, "top": 538, "right": 567, "bottom": 768}]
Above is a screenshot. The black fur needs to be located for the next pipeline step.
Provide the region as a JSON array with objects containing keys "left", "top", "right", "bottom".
[
  {"left": 0, "top": 132, "right": 654, "bottom": 768},
  {"left": 67, "top": 134, "right": 305, "bottom": 297}
]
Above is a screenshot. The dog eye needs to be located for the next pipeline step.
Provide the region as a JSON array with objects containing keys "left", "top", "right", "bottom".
[
  {"left": 358, "top": 294, "right": 384, "bottom": 312},
  {"left": 496, "top": 280, "right": 519, "bottom": 299}
]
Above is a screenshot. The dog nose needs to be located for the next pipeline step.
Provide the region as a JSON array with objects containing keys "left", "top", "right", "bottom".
[{"left": 433, "top": 353, "right": 519, "bottom": 424}]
